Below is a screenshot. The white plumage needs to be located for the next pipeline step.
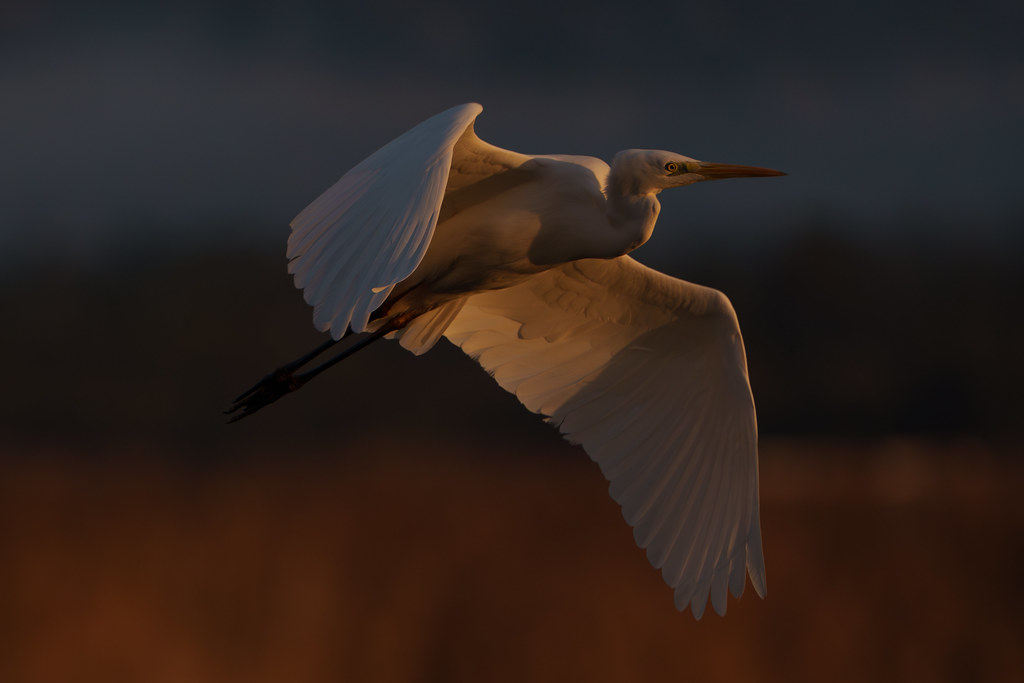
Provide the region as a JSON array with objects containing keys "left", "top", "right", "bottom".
[
  {"left": 445, "top": 258, "right": 764, "bottom": 617},
  {"left": 237, "top": 103, "right": 784, "bottom": 618},
  {"left": 288, "top": 104, "right": 484, "bottom": 336}
]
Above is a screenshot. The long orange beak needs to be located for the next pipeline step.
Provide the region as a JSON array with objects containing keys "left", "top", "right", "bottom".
[{"left": 692, "top": 161, "right": 786, "bottom": 180}]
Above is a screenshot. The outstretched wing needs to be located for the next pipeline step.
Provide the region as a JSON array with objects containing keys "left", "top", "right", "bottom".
[
  {"left": 287, "top": 103, "right": 530, "bottom": 339},
  {"left": 444, "top": 256, "right": 765, "bottom": 618}
]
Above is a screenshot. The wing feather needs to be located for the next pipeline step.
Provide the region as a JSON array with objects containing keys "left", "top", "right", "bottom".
[
  {"left": 444, "top": 255, "right": 765, "bottom": 617},
  {"left": 287, "top": 103, "right": 485, "bottom": 338}
]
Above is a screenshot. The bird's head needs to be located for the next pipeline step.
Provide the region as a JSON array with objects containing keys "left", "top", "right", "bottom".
[{"left": 610, "top": 149, "right": 785, "bottom": 195}]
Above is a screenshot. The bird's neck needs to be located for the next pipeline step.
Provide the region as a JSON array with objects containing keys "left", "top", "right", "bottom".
[{"left": 605, "top": 175, "right": 661, "bottom": 254}]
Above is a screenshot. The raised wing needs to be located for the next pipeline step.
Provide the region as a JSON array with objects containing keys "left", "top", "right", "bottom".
[
  {"left": 444, "top": 256, "right": 765, "bottom": 618},
  {"left": 287, "top": 103, "right": 529, "bottom": 339}
]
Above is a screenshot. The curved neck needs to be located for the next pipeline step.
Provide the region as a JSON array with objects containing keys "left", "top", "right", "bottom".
[{"left": 605, "top": 172, "right": 661, "bottom": 254}]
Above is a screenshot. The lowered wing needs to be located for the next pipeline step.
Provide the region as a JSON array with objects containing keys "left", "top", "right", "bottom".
[{"left": 444, "top": 255, "right": 765, "bottom": 618}]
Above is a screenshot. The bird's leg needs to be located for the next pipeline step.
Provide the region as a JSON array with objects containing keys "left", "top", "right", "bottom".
[
  {"left": 226, "top": 336, "right": 342, "bottom": 422},
  {"left": 229, "top": 336, "right": 340, "bottom": 404},
  {"left": 226, "top": 317, "right": 407, "bottom": 423}
]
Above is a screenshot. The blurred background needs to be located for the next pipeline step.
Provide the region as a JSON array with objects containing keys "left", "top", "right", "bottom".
[{"left": 1, "top": 1, "right": 1022, "bottom": 681}]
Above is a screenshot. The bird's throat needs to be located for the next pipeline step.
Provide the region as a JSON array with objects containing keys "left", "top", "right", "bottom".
[{"left": 607, "top": 192, "right": 660, "bottom": 254}]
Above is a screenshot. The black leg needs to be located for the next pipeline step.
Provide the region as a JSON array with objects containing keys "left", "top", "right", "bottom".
[
  {"left": 293, "top": 324, "right": 395, "bottom": 383},
  {"left": 226, "top": 324, "right": 395, "bottom": 423},
  {"left": 230, "top": 335, "right": 342, "bottom": 405}
]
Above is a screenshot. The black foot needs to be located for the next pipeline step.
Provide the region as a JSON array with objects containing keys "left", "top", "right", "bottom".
[
  {"left": 224, "top": 326, "right": 395, "bottom": 424},
  {"left": 225, "top": 368, "right": 308, "bottom": 423}
]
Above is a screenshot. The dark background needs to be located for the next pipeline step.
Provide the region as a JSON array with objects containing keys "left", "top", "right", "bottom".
[{"left": 1, "top": 1, "right": 1022, "bottom": 681}]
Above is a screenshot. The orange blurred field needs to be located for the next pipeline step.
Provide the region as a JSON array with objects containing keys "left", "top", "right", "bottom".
[{"left": 1, "top": 438, "right": 1021, "bottom": 683}]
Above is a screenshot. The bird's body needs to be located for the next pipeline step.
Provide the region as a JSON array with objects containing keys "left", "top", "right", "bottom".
[{"left": 231, "top": 103, "right": 785, "bottom": 618}]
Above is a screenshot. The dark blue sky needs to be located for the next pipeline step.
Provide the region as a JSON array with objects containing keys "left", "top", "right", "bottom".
[{"left": 2, "top": 0, "right": 1022, "bottom": 264}]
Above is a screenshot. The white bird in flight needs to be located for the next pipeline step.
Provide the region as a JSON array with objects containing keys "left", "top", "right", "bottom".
[{"left": 228, "top": 103, "right": 784, "bottom": 618}]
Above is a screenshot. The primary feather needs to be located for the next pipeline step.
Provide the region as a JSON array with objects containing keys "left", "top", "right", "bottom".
[
  {"left": 287, "top": 103, "right": 489, "bottom": 338},
  {"left": 445, "top": 257, "right": 764, "bottom": 617}
]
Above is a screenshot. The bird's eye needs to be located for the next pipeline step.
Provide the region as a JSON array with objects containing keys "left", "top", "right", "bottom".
[{"left": 665, "top": 162, "right": 680, "bottom": 173}]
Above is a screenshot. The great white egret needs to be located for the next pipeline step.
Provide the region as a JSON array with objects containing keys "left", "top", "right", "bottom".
[{"left": 228, "top": 103, "right": 784, "bottom": 618}]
